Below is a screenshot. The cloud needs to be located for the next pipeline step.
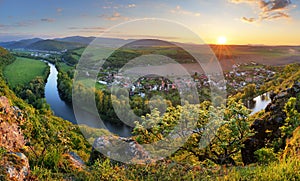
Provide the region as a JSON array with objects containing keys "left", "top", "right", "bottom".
[
  {"left": 102, "top": 6, "right": 111, "bottom": 9},
  {"left": 40, "top": 18, "right": 55, "bottom": 22},
  {"left": 170, "top": 6, "right": 200, "bottom": 17},
  {"left": 0, "top": 20, "right": 36, "bottom": 30},
  {"left": 128, "top": 4, "right": 136, "bottom": 8},
  {"left": 68, "top": 26, "right": 105, "bottom": 30},
  {"left": 229, "top": 0, "right": 293, "bottom": 22},
  {"left": 100, "top": 12, "right": 129, "bottom": 21},
  {"left": 241, "top": 17, "right": 256, "bottom": 22},
  {"left": 68, "top": 26, "right": 106, "bottom": 33},
  {"left": 56, "top": 8, "right": 63, "bottom": 13}
]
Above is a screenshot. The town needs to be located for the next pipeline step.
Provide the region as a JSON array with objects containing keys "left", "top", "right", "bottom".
[{"left": 96, "top": 62, "right": 276, "bottom": 98}]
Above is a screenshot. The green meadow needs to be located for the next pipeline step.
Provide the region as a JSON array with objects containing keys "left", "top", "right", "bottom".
[{"left": 3, "top": 57, "right": 48, "bottom": 87}]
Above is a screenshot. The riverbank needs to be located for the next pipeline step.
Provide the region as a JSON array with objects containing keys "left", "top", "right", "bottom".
[{"left": 44, "top": 61, "right": 132, "bottom": 137}]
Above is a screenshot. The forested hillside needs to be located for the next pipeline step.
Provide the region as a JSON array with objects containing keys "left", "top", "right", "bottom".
[{"left": 0, "top": 47, "right": 299, "bottom": 180}]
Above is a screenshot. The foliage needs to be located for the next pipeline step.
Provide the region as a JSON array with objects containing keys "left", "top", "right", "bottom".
[
  {"left": 3, "top": 57, "right": 50, "bottom": 109},
  {"left": 1, "top": 47, "right": 300, "bottom": 180},
  {"left": 243, "top": 84, "right": 256, "bottom": 100},
  {"left": 220, "top": 158, "right": 300, "bottom": 181},
  {"left": 281, "top": 97, "right": 300, "bottom": 139},
  {"left": 133, "top": 98, "right": 252, "bottom": 166},
  {"left": 0, "top": 49, "right": 92, "bottom": 178},
  {"left": 254, "top": 148, "right": 278, "bottom": 165},
  {"left": 282, "top": 126, "right": 300, "bottom": 159},
  {"left": 262, "top": 63, "right": 300, "bottom": 93}
]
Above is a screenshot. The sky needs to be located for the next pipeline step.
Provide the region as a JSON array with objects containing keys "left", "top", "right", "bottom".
[{"left": 0, "top": 0, "right": 299, "bottom": 45}]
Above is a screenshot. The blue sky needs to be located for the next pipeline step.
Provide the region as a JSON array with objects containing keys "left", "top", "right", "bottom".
[{"left": 0, "top": 0, "right": 299, "bottom": 45}]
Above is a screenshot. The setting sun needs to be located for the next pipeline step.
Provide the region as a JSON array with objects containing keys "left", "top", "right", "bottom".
[{"left": 217, "top": 36, "right": 227, "bottom": 45}]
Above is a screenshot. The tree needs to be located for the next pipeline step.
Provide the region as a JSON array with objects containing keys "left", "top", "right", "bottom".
[
  {"left": 243, "top": 84, "right": 256, "bottom": 99},
  {"left": 133, "top": 98, "right": 252, "bottom": 165},
  {"left": 281, "top": 97, "right": 300, "bottom": 139}
]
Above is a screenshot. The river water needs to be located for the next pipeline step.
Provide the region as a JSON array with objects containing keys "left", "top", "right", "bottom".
[
  {"left": 247, "top": 92, "right": 271, "bottom": 115},
  {"left": 44, "top": 62, "right": 132, "bottom": 137}
]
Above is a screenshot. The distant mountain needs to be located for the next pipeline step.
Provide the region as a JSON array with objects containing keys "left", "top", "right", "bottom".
[
  {"left": 0, "top": 36, "right": 180, "bottom": 51},
  {"left": 55, "top": 36, "right": 96, "bottom": 44},
  {"left": 0, "top": 38, "right": 42, "bottom": 49},
  {"left": 26, "top": 40, "right": 85, "bottom": 51}
]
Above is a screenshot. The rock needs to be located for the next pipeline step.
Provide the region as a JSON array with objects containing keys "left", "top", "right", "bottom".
[
  {"left": 269, "top": 91, "right": 276, "bottom": 101},
  {"left": 269, "top": 104, "right": 279, "bottom": 111},
  {"left": 90, "top": 136, "right": 152, "bottom": 164},
  {"left": 0, "top": 96, "right": 30, "bottom": 180},
  {"left": 274, "top": 116, "right": 284, "bottom": 125},
  {"left": 62, "top": 152, "right": 85, "bottom": 171},
  {"left": 0, "top": 152, "right": 30, "bottom": 180},
  {"left": 242, "top": 82, "right": 300, "bottom": 165},
  {"left": 294, "top": 81, "right": 300, "bottom": 88},
  {"left": 241, "top": 138, "right": 264, "bottom": 165},
  {"left": 274, "top": 92, "right": 288, "bottom": 100},
  {"left": 0, "top": 96, "right": 26, "bottom": 152},
  {"left": 251, "top": 119, "right": 264, "bottom": 132}
]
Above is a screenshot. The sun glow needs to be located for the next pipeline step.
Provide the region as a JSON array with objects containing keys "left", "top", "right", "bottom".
[{"left": 217, "top": 36, "right": 227, "bottom": 45}]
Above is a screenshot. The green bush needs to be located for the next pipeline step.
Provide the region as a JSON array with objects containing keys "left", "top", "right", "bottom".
[{"left": 254, "top": 148, "right": 278, "bottom": 165}]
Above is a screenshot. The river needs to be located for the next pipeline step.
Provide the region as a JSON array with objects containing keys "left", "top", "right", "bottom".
[
  {"left": 247, "top": 92, "right": 271, "bottom": 115},
  {"left": 44, "top": 62, "right": 132, "bottom": 137},
  {"left": 44, "top": 62, "right": 270, "bottom": 137}
]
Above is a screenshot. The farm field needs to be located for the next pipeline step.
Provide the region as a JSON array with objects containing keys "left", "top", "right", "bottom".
[{"left": 3, "top": 57, "right": 48, "bottom": 87}]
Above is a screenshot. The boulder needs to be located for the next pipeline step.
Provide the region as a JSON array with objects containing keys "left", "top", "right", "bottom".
[{"left": 90, "top": 136, "right": 152, "bottom": 164}]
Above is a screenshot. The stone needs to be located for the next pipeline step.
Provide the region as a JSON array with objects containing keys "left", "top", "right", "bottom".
[
  {"left": 90, "top": 136, "right": 152, "bottom": 165},
  {"left": 62, "top": 152, "right": 85, "bottom": 171},
  {"left": 274, "top": 92, "right": 288, "bottom": 100},
  {"left": 0, "top": 152, "right": 30, "bottom": 180},
  {"left": 0, "top": 97, "right": 26, "bottom": 152},
  {"left": 269, "top": 91, "right": 276, "bottom": 101}
]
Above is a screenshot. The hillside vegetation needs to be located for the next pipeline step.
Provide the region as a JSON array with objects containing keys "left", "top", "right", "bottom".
[
  {"left": 0, "top": 46, "right": 299, "bottom": 180},
  {"left": 4, "top": 57, "right": 48, "bottom": 87}
]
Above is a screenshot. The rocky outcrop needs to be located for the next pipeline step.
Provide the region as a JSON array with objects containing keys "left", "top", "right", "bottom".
[
  {"left": 0, "top": 96, "right": 30, "bottom": 180},
  {"left": 62, "top": 152, "right": 86, "bottom": 171},
  {"left": 89, "top": 135, "right": 152, "bottom": 164},
  {"left": 242, "top": 82, "right": 300, "bottom": 165},
  {"left": 0, "top": 152, "right": 30, "bottom": 180},
  {"left": 0, "top": 96, "right": 25, "bottom": 152}
]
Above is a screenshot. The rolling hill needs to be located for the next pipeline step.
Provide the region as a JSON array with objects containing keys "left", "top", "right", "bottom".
[{"left": 26, "top": 39, "right": 85, "bottom": 51}]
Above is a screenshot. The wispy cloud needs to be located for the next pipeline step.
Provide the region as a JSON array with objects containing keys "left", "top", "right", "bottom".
[
  {"left": 229, "top": 0, "right": 294, "bottom": 22},
  {"left": 170, "top": 5, "right": 201, "bottom": 17},
  {"left": 68, "top": 26, "right": 105, "bottom": 30},
  {"left": 68, "top": 26, "right": 106, "bottom": 33},
  {"left": 56, "top": 8, "right": 63, "bottom": 13},
  {"left": 40, "top": 18, "right": 55, "bottom": 22},
  {"left": 102, "top": 3, "right": 137, "bottom": 9},
  {"left": 0, "top": 20, "right": 36, "bottom": 30},
  {"left": 241, "top": 17, "right": 256, "bottom": 23},
  {"left": 100, "top": 12, "right": 129, "bottom": 21},
  {"left": 128, "top": 4, "right": 136, "bottom": 8}
]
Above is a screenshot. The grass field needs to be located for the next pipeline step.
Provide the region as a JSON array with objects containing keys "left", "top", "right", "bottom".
[
  {"left": 4, "top": 57, "right": 48, "bottom": 87},
  {"left": 57, "top": 62, "right": 74, "bottom": 72}
]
